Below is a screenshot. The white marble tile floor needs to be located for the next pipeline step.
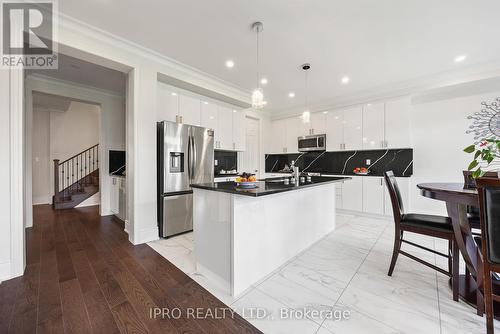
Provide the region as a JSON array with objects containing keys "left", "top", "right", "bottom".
[{"left": 148, "top": 214, "right": 497, "bottom": 334}]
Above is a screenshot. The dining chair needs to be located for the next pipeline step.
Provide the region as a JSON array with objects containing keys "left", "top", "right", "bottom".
[
  {"left": 476, "top": 177, "right": 500, "bottom": 334},
  {"left": 384, "top": 171, "right": 459, "bottom": 301}
]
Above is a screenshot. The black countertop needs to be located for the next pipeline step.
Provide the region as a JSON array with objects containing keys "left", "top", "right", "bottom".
[{"left": 190, "top": 176, "right": 350, "bottom": 197}]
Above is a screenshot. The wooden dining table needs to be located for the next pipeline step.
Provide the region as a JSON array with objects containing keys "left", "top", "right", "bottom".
[{"left": 417, "top": 182, "right": 499, "bottom": 316}]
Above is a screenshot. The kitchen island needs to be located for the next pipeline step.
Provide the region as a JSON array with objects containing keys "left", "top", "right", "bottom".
[{"left": 191, "top": 176, "right": 350, "bottom": 296}]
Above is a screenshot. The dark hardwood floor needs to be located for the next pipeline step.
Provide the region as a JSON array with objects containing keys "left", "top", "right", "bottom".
[{"left": 0, "top": 205, "right": 261, "bottom": 334}]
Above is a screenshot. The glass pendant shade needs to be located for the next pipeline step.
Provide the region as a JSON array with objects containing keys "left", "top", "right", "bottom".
[{"left": 252, "top": 88, "right": 264, "bottom": 109}]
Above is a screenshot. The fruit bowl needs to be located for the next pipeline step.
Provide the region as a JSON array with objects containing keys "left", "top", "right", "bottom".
[
  {"left": 353, "top": 167, "right": 370, "bottom": 175},
  {"left": 236, "top": 181, "right": 258, "bottom": 189},
  {"left": 235, "top": 172, "right": 258, "bottom": 188}
]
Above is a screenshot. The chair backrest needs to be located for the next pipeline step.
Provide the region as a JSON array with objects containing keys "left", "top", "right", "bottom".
[
  {"left": 477, "top": 177, "right": 500, "bottom": 265},
  {"left": 384, "top": 171, "right": 405, "bottom": 221}
]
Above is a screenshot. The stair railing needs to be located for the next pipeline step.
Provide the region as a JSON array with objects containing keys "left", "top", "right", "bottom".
[{"left": 53, "top": 144, "right": 99, "bottom": 202}]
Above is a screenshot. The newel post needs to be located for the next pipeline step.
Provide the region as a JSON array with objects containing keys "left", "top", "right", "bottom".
[{"left": 53, "top": 159, "right": 60, "bottom": 202}]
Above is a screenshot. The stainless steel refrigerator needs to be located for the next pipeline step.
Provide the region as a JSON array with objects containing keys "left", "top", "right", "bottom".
[{"left": 157, "top": 121, "right": 214, "bottom": 238}]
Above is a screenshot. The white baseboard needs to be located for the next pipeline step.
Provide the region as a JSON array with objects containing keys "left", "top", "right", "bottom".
[
  {"left": 132, "top": 226, "right": 159, "bottom": 245},
  {"left": 337, "top": 209, "right": 391, "bottom": 220},
  {"left": 33, "top": 195, "right": 51, "bottom": 205}
]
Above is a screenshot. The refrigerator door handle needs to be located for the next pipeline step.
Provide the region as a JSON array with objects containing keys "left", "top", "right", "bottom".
[
  {"left": 191, "top": 134, "right": 197, "bottom": 181},
  {"left": 187, "top": 131, "right": 192, "bottom": 180}
]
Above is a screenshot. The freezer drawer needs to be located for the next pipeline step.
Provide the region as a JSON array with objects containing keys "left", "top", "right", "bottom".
[{"left": 162, "top": 193, "right": 193, "bottom": 237}]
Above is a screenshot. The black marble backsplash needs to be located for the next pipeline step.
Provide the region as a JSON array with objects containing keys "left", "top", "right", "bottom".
[
  {"left": 265, "top": 149, "right": 413, "bottom": 177},
  {"left": 215, "top": 150, "right": 238, "bottom": 176}
]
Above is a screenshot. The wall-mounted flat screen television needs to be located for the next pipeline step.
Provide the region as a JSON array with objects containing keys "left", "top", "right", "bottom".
[{"left": 109, "top": 150, "right": 126, "bottom": 175}]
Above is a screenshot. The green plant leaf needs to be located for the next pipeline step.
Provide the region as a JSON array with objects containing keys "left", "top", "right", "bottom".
[
  {"left": 474, "top": 151, "right": 481, "bottom": 159},
  {"left": 468, "top": 160, "right": 479, "bottom": 171},
  {"left": 472, "top": 168, "right": 483, "bottom": 178},
  {"left": 464, "top": 145, "right": 476, "bottom": 153}
]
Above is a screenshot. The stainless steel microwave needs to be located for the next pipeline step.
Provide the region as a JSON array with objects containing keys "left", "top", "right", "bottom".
[{"left": 298, "top": 134, "right": 326, "bottom": 152}]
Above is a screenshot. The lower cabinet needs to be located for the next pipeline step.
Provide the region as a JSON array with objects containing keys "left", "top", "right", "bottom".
[
  {"left": 327, "top": 175, "right": 409, "bottom": 216},
  {"left": 362, "top": 177, "right": 385, "bottom": 214},
  {"left": 110, "top": 176, "right": 126, "bottom": 221},
  {"left": 341, "top": 176, "right": 363, "bottom": 211}
]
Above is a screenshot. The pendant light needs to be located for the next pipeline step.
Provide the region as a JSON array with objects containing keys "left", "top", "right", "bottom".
[
  {"left": 302, "top": 63, "right": 311, "bottom": 123},
  {"left": 251, "top": 22, "right": 265, "bottom": 109}
]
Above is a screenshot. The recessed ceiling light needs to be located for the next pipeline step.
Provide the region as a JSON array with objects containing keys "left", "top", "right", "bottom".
[
  {"left": 262, "top": 101, "right": 268, "bottom": 105},
  {"left": 233, "top": 110, "right": 237, "bottom": 113},
  {"left": 288, "top": 92, "right": 295, "bottom": 98},
  {"left": 171, "top": 92, "right": 177, "bottom": 96},
  {"left": 260, "top": 78, "right": 268, "bottom": 85},
  {"left": 225, "top": 60, "right": 235, "bottom": 68},
  {"left": 323, "top": 111, "right": 328, "bottom": 114},
  {"left": 341, "top": 76, "right": 350, "bottom": 84},
  {"left": 455, "top": 55, "right": 467, "bottom": 63},
  {"left": 203, "top": 101, "right": 209, "bottom": 105}
]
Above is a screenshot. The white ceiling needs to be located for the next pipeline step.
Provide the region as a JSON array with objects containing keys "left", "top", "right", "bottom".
[
  {"left": 29, "top": 54, "right": 126, "bottom": 95},
  {"left": 32, "top": 91, "right": 73, "bottom": 112},
  {"left": 59, "top": 0, "right": 500, "bottom": 112}
]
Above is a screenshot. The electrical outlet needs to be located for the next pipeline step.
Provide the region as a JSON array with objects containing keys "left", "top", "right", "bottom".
[
  {"left": 214, "top": 159, "right": 218, "bottom": 166},
  {"left": 366, "top": 159, "right": 371, "bottom": 165}
]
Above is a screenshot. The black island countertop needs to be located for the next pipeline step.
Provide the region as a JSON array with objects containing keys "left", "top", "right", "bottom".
[{"left": 190, "top": 176, "right": 350, "bottom": 197}]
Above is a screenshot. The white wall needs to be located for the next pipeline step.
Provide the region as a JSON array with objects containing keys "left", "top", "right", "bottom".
[
  {"left": 408, "top": 91, "right": 498, "bottom": 215},
  {"left": 32, "top": 101, "right": 100, "bottom": 204},
  {"left": 32, "top": 110, "right": 51, "bottom": 204}
]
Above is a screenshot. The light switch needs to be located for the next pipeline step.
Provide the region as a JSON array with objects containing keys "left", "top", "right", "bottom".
[
  {"left": 214, "top": 159, "right": 218, "bottom": 166},
  {"left": 366, "top": 159, "right": 371, "bottom": 165}
]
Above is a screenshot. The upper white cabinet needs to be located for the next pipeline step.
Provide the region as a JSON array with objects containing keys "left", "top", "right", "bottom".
[
  {"left": 325, "top": 107, "right": 363, "bottom": 151},
  {"left": 301, "top": 112, "right": 327, "bottom": 136},
  {"left": 178, "top": 95, "right": 201, "bottom": 126},
  {"left": 285, "top": 117, "right": 301, "bottom": 153},
  {"left": 157, "top": 85, "right": 178, "bottom": 122},
  {"left": 216, "top": 106, "right": 233, "bottom": 150},
  {"left": 232, "top": 109, "right": 246, "bottom": 151},
  {"left": 200, "top": 101, "right": 218, "bottom": 131},
  {"left": 362, "top": 103, "right": 385, "bottom": 149},
  {"left": 325, "top": 110, "right": 344, "bottom": 151},
  {"left": 270, "top": 119, "right": 287, "bottom": 153},
  {"left": 340, "top": 107, "right": 364, "bottom": 150},
  {"left": 385, "top": 97, "right": 411, "bottom": 148}
]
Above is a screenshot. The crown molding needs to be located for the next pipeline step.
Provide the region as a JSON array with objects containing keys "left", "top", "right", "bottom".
[{"left": 270, "top": 58, "right": 500, "bottom": 120}]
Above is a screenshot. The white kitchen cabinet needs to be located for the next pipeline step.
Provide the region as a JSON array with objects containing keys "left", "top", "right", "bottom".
[
  {"left": 157, "top": 85, "right": 179, "bottom": 122},
  {"left": 118, "top": 178, "right": 127, "bottom": 221},
  {"left": 385, "top": 97, "right": 411, "bottom": 148},
  {"left": 285, "top": 116, "right": 301, "bottom": 153},
  {"left": 362, "top": 177, "right": 385, "bottom": 214},
  {"left": 216, "top": 106, "right": 233, "bottom": 150},
  {"left": 270, "top": 119, "right": 287, "bottom": 153},
  {"left": 384, "top": 177, "right": 410, "bottom": 216},
  {"left": 232, "top": 109, "right": 246, "bottom": 151},
  {"left": 200, "top": 101, "right": 218, "bottom": 132},
  {"left": 179, "top": 94, "right": 201, "bottom": 126},
  {"left": 363, "top": 103, "right": 385, "bottom": 149},
  {"left": 301, "top": 112, "right": 327, "bottom": 136},
  {"left": 341, "top": 176, "right": 363, "bottom": 211},
  {"left": 310, "top": 112, "right": 327, "bottom": 135},
  {"left": 325, "top": 110, "right": 344, "bottom": 151},
  {"left": 110, "top": 177, "right": 119, "bottom": 214},
  {"left": 343, "top": 107, "right": 363, "bottom": 150}
]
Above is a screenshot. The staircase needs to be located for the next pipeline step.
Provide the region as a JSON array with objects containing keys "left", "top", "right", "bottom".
[{"left": 53, "top": 144, "right": 99, "bottom": 210}]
